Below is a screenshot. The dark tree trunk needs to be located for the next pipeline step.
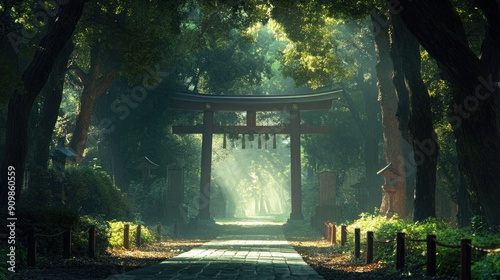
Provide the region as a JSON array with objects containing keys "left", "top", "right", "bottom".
[
  {"left": 1, "top": 0, "right": 85, "bottom": 203},
  {"left": 390, "top": 13, "right": 439, "bottom": 221},
  {"left": 361, "top": 72, "right": 382, "bottom": 211},
  {"left": 371, "top": 11, "right": 407, "bottom": 217},
  {"left": 32, "top": 40, "right": 74, "bottom": 168},
  {"left": 399, "top": 0, "right": 500, "bottom": 226},
  {"left": 68, "top": 45, "right": 116, "bottom": 163}
]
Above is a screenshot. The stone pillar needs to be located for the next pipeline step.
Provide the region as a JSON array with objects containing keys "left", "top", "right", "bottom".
[
  {"left": 166, "top": 166, "right": 185, "bottom": 223},
  {"left": 319, "top": 170, "right": 336, "bottom": 207},
  {"left": 312, "top": 170, "right": 338, "bottom": 229}
]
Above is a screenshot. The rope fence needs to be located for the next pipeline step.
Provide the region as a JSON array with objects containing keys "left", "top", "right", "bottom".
[
  {"left": 321, "top": 222, "right": 499, "bottom": 279},
  {"left": 25, "top": 222, "right": 164, "bottom": 267}
]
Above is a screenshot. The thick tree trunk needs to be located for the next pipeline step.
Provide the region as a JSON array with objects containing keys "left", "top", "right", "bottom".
[
  {"left": 68, "top": 45, "right": 116, "bottom": 163},
  {"left": 391, "top": 13, "right": 439, "bottom": 221},
  {"left": 399, "top": 0, "right": 500, "bottom": 226},
  {"left": 1, "top": 0, "right": 85, "bottom": 203},
  {"left": 371, "top": 11, "right": 407, "bottom": 218},
  {"left": 360, "top": 72, "right": 382, "bottom": 211},
  {"left": 32, "top": 40, "right": 74, "bottom": 168}
]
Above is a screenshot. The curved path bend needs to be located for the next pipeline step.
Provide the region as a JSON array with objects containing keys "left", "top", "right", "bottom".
[{"left": 108, "top": 222, "right": 323, "bottom": 280}]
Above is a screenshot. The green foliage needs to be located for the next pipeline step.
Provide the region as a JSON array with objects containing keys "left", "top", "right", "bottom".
[
  {"left": 343, "top": 214, "right": 500, "bottom": 278},
  {"left": 63, "top": 166, "right": 132, "bottom": 219},
  {"left": 108, "top": 221, "right": 155, "bottom": 248},
  {"left": 129, "top": 178, "right": 168, "bottom": 223},
  {"left": 472, "top": 253, "right": 500, "bottom": 280},
  {"left": 72, "top": 215, "right": 111, "bottom": 256},
  {"left": 21, "top": 167, "right": 132, "bottom": 219}
]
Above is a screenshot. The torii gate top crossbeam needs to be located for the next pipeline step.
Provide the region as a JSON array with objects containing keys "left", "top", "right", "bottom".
[{"left": 169, "top": 89, "right": 342, "bottom": 111}]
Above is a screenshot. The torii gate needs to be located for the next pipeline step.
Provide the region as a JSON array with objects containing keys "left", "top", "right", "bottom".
[{"left": 170, "top": 90, "right": 341, "bottom": 221}]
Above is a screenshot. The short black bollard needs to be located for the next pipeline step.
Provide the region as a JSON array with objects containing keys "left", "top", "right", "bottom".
[
  {"left": 341, "top": 225, "right": 347, "bottom": 246},
  {"left": 366, "top": 231, "right": 374, "bottom": 264},
  {"left": 88, "top": 226, "right": 96, "bottom": 258},
  {"left": 396, "top": 232, "right": 405, "bottom": 271},
  {"left": 124, "top": 224, "right": 130, "bottom": 250},
  {"left": 27, "top": 228, "right": 36, "bottom": 267},
  {"left": 63, "top": 227, "right": 72, "bottom": 259},
  {"left": 426, "top": 235, "right": 436, "bottom": 277},
  {"left": 136, "top": 225, "right": 142, "bottom": 247},
  {"left": 354, "top": 228, "right": 361, "bottom": 259},
  {"left": 461, "top": 239, "right": 472, "bottom": 280}
]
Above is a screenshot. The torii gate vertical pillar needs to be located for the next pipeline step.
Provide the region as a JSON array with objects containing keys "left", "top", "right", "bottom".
[
  {"left": 290, "top": 107, "right": 304, "bottom": 220},
  {"left": 199, "top": 108, "right": 213, "bottom": 220}
]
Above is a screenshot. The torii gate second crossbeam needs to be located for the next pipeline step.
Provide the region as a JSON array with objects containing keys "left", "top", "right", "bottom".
[{"left": 170, "top": 90, "right": 341, "bottom": 221}]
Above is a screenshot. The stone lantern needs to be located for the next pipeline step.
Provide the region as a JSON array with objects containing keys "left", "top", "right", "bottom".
[
  {"left": 377, "top": 163, "right": 400, "bottom": 218},
  {"left": 49, "top": 137, "right": 76, "bottom": 177}
]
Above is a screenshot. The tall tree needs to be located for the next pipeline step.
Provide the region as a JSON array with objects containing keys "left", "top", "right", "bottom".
[
  {"left": 1, "top": 0, "right": 85, "bottom": 202},
  {"left": 31, "top": 40, "right": 74, "bottom": 168},
  {"left": 398, "top": 0, "right": 500, "bottom": 226},
  {"left": 390, "top": 13, "right": 439, "bottom": 221},
  {"left": 370, "top": 11, "right": 407, "bottom": 217},
  {"left": 67, "top": 0, "right": 182, "bottom": 163}
]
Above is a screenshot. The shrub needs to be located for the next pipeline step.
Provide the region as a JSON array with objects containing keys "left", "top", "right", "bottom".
[
  {"left": 63, "top": 166, "right": 132, "bottom": 219},
  {"left": 22, "top": 167, "right": 132, "bottom": 220},
  {"left": 108, "top": 221, "right": 155, "bottom": 249},
  {"left": 72, "top": 215, "right": 111, "bottom": 256}
]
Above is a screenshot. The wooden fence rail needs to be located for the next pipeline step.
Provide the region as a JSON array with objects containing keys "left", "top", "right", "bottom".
[
  {"left": 347, "top": 228, "right": 500, "bottom": 280},
  {"left": 26, "top": 223, "right": 161, "bottom": 267}
]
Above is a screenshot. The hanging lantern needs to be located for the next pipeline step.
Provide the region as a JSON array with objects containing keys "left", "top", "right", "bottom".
[{"left": 258, "top": 134, "right": 262, "bottom": 149}]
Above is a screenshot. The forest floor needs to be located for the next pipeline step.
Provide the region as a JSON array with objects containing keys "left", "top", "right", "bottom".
[{"left": 10, "top": 222, "right": 458, "bottom": 279}]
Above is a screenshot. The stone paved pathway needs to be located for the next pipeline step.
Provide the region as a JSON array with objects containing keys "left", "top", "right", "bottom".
[{"left": 108, "top": 222, "right": 323, "bottom": 279}]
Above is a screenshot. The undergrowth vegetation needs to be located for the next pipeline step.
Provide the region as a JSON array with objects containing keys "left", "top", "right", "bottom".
[{"left": 338, "top": 214, "right": 500, "bottom": 279}]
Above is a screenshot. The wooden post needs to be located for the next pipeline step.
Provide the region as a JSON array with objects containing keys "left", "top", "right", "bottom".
[
  {"left": 27, "top": 228, "right": 36, "bottom": 267},
  {"left": 156, "top": 223, "right": 161, "bottom": 242},
  {"left": 461, "top": 239, "right": 472, "bottom": 280},
  {"left": 366, "top": 231, "right": 374, "bottom": 264},
  {"left": 88, "top": 226, "right": 96, "bottom": 258},
  {"left": 396, "top": 232, "right": 405, "bottom": 271},
  {"left": 136, "top": 225, "right": 142, "bottom": 247},
  {"left": 354, "top": 228, "right": 361, "bottom": 258},
  {"left": 341, "top": 225, "right": 347, "bottom": 246},
  {"left": 330, "top": 223, "right": 337, "bottom": 244},
  {"left": 323, "top": 222, "right": 328, "bottom": 240},
  {"left": 124, "top": 224, "right": 130, "bottom": 249},
  {"left": 426, "top": 234, "right": 436, "bottom": 277},
  {"left": 289, "top": 108, "right": 304, "bottom": 220},
  {"left": 63, "top": 227, "right": 72, "bottom": 259}
]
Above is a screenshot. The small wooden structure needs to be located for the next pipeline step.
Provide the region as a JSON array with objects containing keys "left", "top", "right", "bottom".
[
  {"left": 49, "top": 137, "right": 76, "bottom": 176},
  {"left": 135, "top": 156, "right": 159, "bottom": 183},
  {"left": 377, "top": 163, "right": 400, "bottom": 218}
]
